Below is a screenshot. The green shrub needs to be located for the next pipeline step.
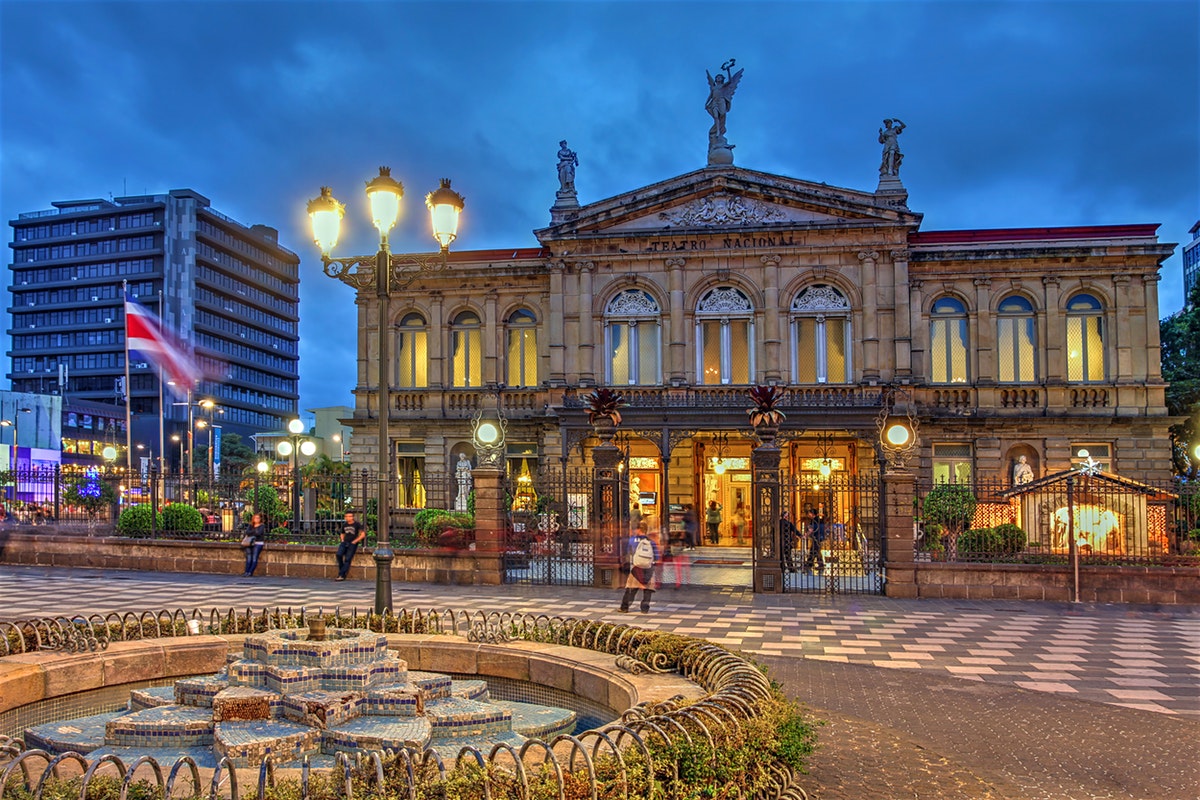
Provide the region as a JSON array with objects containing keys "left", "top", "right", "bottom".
[
  {"left": 160, "top": 502, "right": 203, "bottom": 533},
  {"left": 993, "top": 522, "right": 1027, "bottom": 554},
  {"left": 957, "top": 527, "right": 1001, "bottom": 555},
  {"left": 922, "top": 484, "right": 977, "bottom": 536},
  {"left": 116, "top": 504, "right": 162, "bottom": 538},
  {"left": 270, "top": 525, "right": 290, "bottom": 540}
]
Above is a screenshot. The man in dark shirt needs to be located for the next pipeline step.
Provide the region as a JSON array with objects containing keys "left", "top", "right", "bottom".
[
  {"left": 803, "top": 509, "right": 827, "bottom": 574},
  {"left": 335, "top": 511, "right": 366, "bottom": 581}
]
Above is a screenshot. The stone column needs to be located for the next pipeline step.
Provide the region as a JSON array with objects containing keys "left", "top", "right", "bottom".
[
  {"left": 751, "top": 426, "right": 782, "bottom": 593},
  {"left": 908, "top": 279, "right": 925, "bottom": 382},
  {"left": 882, "top": 468, "right": 917, "bottom": 598},
  {"left": 547, "top": 260, "right": 566, "bottom": 386},
  {"left": 1042, "top": 277, "right": 1062, "bottom": 382},
  {"left": 469, "top": 466, "right": 505, "bottom": 585},
  {"left": 578, "top": 261, "right": 596, "bottom": 385},
  {"left": 591, "top": 420, "right": 623, "bottom": 588},
  {"left": 891, "top": 250, "right": 913, "bottom": 380},
  {"left": 974, "top": 277, "right": 994, "bottom": 384},
  {"left": 858, "top": 251, "right": 881, "bottom": 381},
  {"left": 1143, "top": 273, "right": 1163, "bottom": 381},
  {"left": 428, "top": 291, "right": 445, "bottom": 388},
  {"left": 483, "top": 289, "right": 499, "bottom": 386},
  {"left": 761, "top": 255, "right": 783, "bottom": 384},
  {"left": 666, "top": 257, "right": 687, "bottom": 385},
  {"left": 1112, "top": 274, "right": 1133, "bottom": 383}
]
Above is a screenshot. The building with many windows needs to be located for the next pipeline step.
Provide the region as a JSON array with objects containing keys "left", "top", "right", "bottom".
[
  {"left": 7, "top": 190, "right": 300, "bottom": 469},
  {"left": 1183, "top": 219, "right": 1200, "bottom": 303},
  {"left": 334, "top": 151, "right": 1175, "bottom": 540}
]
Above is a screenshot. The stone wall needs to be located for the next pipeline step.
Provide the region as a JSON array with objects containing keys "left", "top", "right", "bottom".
[
  {"left": 0, "top": 531, "right": 496, "bottom": 585},
  {"left": 908, "top": 561, "right": 1200, "bottom": 604}
]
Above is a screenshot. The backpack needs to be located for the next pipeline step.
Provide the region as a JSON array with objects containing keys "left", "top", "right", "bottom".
[{"left": 631, "top": 536, "right": 655, "bottom": 568}]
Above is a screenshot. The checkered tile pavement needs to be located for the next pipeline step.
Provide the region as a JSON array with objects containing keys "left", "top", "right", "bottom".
[{"left": 2, "top": 565, "right": 1196, "bottom": 718}]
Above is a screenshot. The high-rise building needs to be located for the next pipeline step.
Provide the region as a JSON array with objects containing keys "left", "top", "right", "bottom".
[
  {"left": 7, "top": 189, "right": 300, "bottom": 468},
  {"left": 1183, "top": 220, "right": 1200, "bottom": 304}
]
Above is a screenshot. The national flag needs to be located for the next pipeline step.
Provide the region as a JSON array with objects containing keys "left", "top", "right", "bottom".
[{"left": 124, "top": 293, "right": 203, "bottom": 395}]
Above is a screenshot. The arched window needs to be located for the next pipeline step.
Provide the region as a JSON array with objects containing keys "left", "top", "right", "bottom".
[
  {"left": 506, "top": 309, "right": 538, "bottom": 388},
  {"left": 695, "top": 286, "right": 754, "bottom": 385},
  {"left": 450, "top": 310, "right": 482, "bottom": 388},
  {"left": 1066, "top": 293, "right": 1105, "bottom": 382},
  {"left": 930, "top": 296, "right": 969, "bottom": 384},
  {"left": 604, "top": 290, "right": 661, "bottom": 385},
  {"left": 395, "top": 313, "right": 428, "bottom": 388},
  {"left": 996, "top": 295, "right": 1036, "bottom": 383},
  {"left": 790, "top": 284, "right": 851, "bottom": 384}
]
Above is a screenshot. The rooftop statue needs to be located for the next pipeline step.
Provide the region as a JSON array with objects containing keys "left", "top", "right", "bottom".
[
  {"left": 705, "top": 59, "right": 744, "bottom": 165},
  {"left": 556, "top": 140, "right": 578, "bottom": 194},
  {"left": 879, "top": 118, "right": 906, "bottom": 177}
]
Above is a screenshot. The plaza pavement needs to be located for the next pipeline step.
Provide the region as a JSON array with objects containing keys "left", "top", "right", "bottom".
[{"left": 1, "top": 564, "right": 1197, "bottom": 799}]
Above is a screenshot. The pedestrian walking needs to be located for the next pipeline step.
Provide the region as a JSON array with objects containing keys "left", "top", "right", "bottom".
[
  {"left": 731, "top": 501, "right": 747, "bottom": 546},
  {"left": 618, "top": 524, "right": 659, "bottom": 613},
  {"left": 803, "top": 508, "right": 827, "bottom": 573},
  {"left": 682, "top": 504, "right": 699, "bottom": 549},
  {"left": 705, "top": 500, "right": 722, "bottom": 544},
  {"left": 667, "top": 521, "right": 690, "bottom": 588},
  {"left": 335, "top": 511, "right": 366, "bottom": 581},
  {"left": 780, "top": 510, "right": 799, "bottom": 572},
  {"left": 242, "top": 513, "right": 267, "bottom": 577}
]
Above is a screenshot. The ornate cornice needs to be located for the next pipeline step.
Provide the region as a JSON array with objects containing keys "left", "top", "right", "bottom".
[{"left": 657, "top": 192, "right": 787, "bottom": 228}]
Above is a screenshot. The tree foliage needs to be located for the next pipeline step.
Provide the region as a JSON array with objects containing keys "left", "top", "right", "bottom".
[{"left": 1160, "top": 281, "right": 1200, "bottom": 476}]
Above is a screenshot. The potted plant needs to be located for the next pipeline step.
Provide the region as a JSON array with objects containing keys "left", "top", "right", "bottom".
[
  {"left": 584, "top": 387, "right": 627, "bottom": 427},
  {"left": 747, "top": 385, "right": 787, "bottom": 428}
]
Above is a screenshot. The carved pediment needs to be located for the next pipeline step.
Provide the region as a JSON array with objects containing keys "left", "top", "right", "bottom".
[{"left": 535, "top": 166, "right": 922, "bottom": 243}]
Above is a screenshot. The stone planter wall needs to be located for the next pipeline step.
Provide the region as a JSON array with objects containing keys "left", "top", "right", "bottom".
[
  {"left": 907, "top": 561, "right": 1200, "bottom": 604},
  {"left": 0, "top": 530, "right": 500, "bottom": 585}
]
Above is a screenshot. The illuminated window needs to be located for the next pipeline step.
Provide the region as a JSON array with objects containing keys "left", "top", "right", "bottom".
[
  {"left": 1066, "top": 293, "right": 1105, "bottom": 383},
  {"left": 996, "top": 295, "right": 1036, "bottom": 382},
  {"left": 932, "top": 443, "right": 973, "bottom": 484},
  {"left": 450, "top": 311, "right": 482, "bottom": 388},
  {"left": 506, "top": 309, "right": 538, "bottom": 388},
  {"left": 930, "top": 296, "right": 969, "bottom": 384},
  {"left": 790, "top": 284, "right": 851, "bottom": 384},
  {"left": 604, "top": 290, "right": 661, "bottom": 385},
  {"left": 395, "top": 313, "right": 428, "bottom": 388},
  {"left": 1071, "top": 443, "right": 1111, "bottom": 472},
  {"left": 696, "top": 286, "right": 754, "bottom": 385}
]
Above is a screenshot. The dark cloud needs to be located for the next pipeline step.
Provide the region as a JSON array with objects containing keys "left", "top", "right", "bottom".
[{"left": 2, "top": 0, "right": 1196, "bottom": 410}]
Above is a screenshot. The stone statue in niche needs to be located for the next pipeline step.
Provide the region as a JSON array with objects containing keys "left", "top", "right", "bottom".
[
  {"left": 878, "top": 118, "right": 906, "bottom": 177},
  {"left": 556, "top": 140, "right": 578, "bottom": 194},
  {"left": 1012, "top": 454, "right": 1034, "bottom": 486},
  {"left": 455, "top": 453, "right": 473, "bottom": 511}
]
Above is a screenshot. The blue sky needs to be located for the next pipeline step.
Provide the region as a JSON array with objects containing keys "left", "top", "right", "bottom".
[{"left": 2, "top": 0, "right": 1196, "bottom": 411}]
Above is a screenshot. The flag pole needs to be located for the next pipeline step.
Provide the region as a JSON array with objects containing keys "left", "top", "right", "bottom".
[
  {"left": 122, "top": 280, "right": 133, "bottom": 471},
  {"left": 158, "top": 290, "right": 166, "bottom": 475}
]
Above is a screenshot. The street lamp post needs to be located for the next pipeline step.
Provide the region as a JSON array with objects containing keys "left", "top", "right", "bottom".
[
  {"left": 332, "top": 433, "right": 344, "bottom": 462},
  {"left": 171, "top": 434, "right": 184, "bottom": 475},
  {"left": 308, "top": 168, "right": 464, "bottom": 613},
  {"left": 277, "top": 418, "right": 316, "bottom": 536}
]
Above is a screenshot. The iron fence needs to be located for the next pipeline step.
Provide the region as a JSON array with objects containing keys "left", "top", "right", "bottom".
[
  {"left": 780, "top": 472, "right": 883, "bottom": 594},
  {"left": 916, "top": 475, "right": 1200, "bottom": 565},
  {"left": 501, "top": 467, "right": 597, "bottom": 585}
]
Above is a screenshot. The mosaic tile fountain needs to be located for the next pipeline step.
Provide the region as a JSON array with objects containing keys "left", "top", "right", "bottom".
[{"left": 25, "top": 628, "right": 577, "bottom": 767}]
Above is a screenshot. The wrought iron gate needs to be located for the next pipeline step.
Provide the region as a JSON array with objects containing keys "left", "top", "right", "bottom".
[
  {"left": 501, "top": 467, "right": 596, "bottom": 586},
  {"left": 782, "top": 472, "right": 883, "bottom": 594}
]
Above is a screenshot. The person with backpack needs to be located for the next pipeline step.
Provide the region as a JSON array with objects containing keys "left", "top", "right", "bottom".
[{"left": 619, "top": 523, "right": 659, "bottom": 613}]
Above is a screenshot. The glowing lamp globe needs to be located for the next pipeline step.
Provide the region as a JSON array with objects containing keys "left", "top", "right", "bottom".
[{"left": 885, "top": 423, "right": 911, "bottom": 448}]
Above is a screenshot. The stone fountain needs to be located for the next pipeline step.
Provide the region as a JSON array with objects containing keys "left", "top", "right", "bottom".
[{"left": 25, "top": 628, "right": 576, "bottom": 767}]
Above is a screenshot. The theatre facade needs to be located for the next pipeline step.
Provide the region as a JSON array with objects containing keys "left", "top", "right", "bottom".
[{"left": 337, "top": 132, "right": 1174, "bottom": 554}]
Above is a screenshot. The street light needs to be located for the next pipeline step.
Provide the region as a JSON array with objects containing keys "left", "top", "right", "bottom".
[
  {"left": 277, "top": 418, "right": 317, "bottom": 535},
  {"left": 308, "top": 167, "right": 465, "bottom": 613},
  {"left": 332, "top": 433, "right": 344, "bottom": 462},
  {"left": 253, "top": 459, "right": 270, "bottom": 517},
  {"left": 171, "top": 434, "right": 184, "bottom": 475}
]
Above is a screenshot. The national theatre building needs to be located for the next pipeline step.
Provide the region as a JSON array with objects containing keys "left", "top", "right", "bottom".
[{"left": 333, "top": 69, "right": 1175, "bottom": 550}]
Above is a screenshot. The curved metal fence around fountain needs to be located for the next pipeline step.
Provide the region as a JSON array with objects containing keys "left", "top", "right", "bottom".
[{"left": 0, "top": 607, "right": 809, "bottom": 800}]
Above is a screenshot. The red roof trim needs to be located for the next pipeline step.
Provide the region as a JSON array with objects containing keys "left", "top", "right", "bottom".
[
  {"left": 445, "top": 247, "right": 549, "bottom": 263},
  {"left": 910, "top": 224, "right": 1160, "bottom": 245}
]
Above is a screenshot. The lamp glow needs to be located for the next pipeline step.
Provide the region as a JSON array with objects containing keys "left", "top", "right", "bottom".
[
  {"left": 256, "top": 461, "right": 269, "bottom": 473},
  {"left": 714, "top": 459, "right": 726, "bottom": 475},
  {"left": 885, "top": 422, "right": 911, "bottom": 447},
  {"left": 819, "top": 460, "right": 832, "bottom": 478},
  {"left": 366, "top": 167, "right": 403, "bottom": 235},
  {"left": 476, "top": 422, "right": 500, "bottom": 445},
  {"left": 426, "top": 179, "right": 465, "bottom": 251},
  {"left": 307, "top": 186, "right": 345, "bottom": 255},
  {"left": 300, "top": 440, "right": 318, "bottom": 457},
  {"left": 102, "top": 446, "right": 117, "bottom": 461},
  {"left": 277, "top": 440, "right": 294, "bottom": 457}
]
